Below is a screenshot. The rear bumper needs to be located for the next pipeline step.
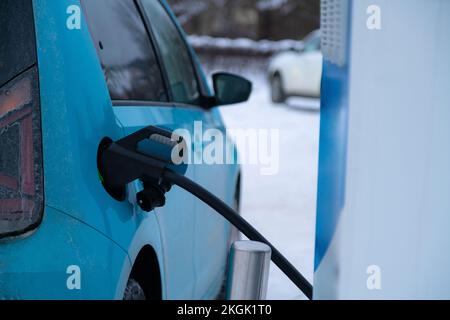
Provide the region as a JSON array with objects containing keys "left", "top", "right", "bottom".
[{"left": 0, "top": 206, "right": 130, "bottom": 299}]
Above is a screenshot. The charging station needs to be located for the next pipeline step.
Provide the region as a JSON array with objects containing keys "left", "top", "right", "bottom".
[{"left": 315, "top": 0, "right": 450, "bottom": 299}]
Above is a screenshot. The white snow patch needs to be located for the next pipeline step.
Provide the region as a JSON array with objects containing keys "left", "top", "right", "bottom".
[
  {"left": 188, "top": 35, "right": 304, "bottom": 54},
  {"left": 257, "top": 0, "right": 289, "bottom": 11}
]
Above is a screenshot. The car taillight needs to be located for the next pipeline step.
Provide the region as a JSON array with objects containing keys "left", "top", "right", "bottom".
[{"left": 0, "top": 67, "right": 43, "bottom": 238}]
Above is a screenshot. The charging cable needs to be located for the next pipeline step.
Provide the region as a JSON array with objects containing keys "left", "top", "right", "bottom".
[{"left": 99, "top": 126, "right": 313, "bottom": 300}]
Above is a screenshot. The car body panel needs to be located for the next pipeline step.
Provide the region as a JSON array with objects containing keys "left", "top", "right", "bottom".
[
  {"left": 268, "top": 31, "right": 323, "bottom": 98},
  {"left": 0, "top": 206, "right": 130, "bottom": 300},
  {"left": 269, "top": 51, "right": 323, "bottom": 98},
  {"left": 111, "top": 0, "right": 240, "bottom": 299},
  {"left": 0, "top": 0, "right": 239, "bottom": 300},
  {"left": 192, "top": 113, "right": 235, "bottom": 298}
]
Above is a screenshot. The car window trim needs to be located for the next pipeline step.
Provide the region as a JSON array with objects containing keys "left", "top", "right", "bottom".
[
  {"left": 160, "top": 0, "right": 212, "bottom": 102},
  {"left": 158, "top": 0, "right": 212, "bottom": 100},
  {"left": 80, "top": 0, "right": 171, "bottom": 104},
  {"left": 112, "top": 99, "right": 205, "bottom": 111},
  {"left": 137, "top": 0, "right": 212, "bottom": 108},
  {"left": 133, "top": 0, "right": 173, "bottom": 102},
  {"left": 81, "top": 0, "right": 213, "bottom": 109}
]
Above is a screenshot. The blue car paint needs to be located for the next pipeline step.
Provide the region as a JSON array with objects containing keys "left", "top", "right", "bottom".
[
  {"left": 114, "top": 105, "right": 236, "bottom": 299},
  {"left": 0, "top": 0, "right": 239, "bottom": 299},
  {"left": 0, "top": 206, "right": 130, "bottom": 299}
]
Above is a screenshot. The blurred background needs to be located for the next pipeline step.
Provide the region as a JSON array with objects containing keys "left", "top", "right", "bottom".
[
  {"left": 169, "top": 0, "right": 319, "bottom": 39},
  {"left": 168, "top": 0, "right": 321, "bottom": 299}
]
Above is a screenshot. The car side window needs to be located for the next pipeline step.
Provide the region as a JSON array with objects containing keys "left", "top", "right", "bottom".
[
  {"left": 82, "top": 0, "right": 168, "bottom": 102},
  {"left": 140, "top": 0, "right": 201, "bottom": 106}
]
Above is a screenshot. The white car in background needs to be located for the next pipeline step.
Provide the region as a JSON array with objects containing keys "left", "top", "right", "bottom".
[{"left": 268, "top": 30, "right": 322, "bottom": 102}]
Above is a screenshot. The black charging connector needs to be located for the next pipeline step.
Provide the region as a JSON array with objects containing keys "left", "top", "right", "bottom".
[
  {"left": 98, "top": 125, "right": 313, "bottom": 300},
  {"left": 99, "top": 126, "right": 187, "bottom": 211}
]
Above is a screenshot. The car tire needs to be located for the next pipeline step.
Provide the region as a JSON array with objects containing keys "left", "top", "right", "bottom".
[
  {"left": 270, "top": 74, "right": 286, "bottom": 103},
  {"left": 123, "top": 278, "right": 146, "bottom": 300}
]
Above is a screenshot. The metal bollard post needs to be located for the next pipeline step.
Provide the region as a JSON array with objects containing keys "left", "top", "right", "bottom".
[{"left": 226, "top": 240, "right": 271, "bottom": 300}]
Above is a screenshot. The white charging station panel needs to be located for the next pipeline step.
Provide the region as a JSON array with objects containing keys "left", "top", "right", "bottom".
[{"left": 315, "top": 0, "right": 450, "bottom": 299}]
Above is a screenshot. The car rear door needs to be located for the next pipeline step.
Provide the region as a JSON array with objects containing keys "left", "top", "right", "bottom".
[
  {"left": 82, "top": 0, "right": 197, "bottom": 299},
  {"left": 138, "top": 0, "right": 232, "bottom": 298}
]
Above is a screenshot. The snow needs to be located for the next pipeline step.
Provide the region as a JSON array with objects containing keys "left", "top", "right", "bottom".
[
  {"left": 188, "top": 35, "right": 304, "bottom": 54},
  {"left": 257, "top": 0, "right": 289, "bottom": 11},
  {"left": 214, "top": 66, "right": 320, "bottom": 300}
]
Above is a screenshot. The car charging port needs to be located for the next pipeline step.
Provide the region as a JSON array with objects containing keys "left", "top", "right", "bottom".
[{"left": 97, "top": 137, "right": 127, "bottom": 201}]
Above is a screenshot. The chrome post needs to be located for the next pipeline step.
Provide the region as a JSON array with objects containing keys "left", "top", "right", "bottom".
[{"left": 226, "top": 240, "right": 271, "bottom": 300}]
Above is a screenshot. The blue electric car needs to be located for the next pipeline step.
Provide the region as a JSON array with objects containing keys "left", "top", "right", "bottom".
[{"left": 0, "top": 0, "right": 247, "bottom": 299}]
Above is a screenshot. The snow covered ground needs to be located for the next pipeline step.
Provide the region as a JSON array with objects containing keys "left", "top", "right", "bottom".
[
  {"left": 189, "top": 35, "right": 304, "bottom": 54},
  {"left": 212, "top": 65, "right": 321, "bottom": 300}
]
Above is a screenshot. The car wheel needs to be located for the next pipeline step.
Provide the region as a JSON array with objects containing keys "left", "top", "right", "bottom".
[
  {"left": 123, "top": 278, "right": 146, "bottom": 300},
  {"left": 270, "top": 74, "right": 286, "bottom": 103}
]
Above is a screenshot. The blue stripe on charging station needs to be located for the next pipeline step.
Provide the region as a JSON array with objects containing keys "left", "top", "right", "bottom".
[
  {"left": 314, "top": 60, "right": 350, "bottom": 270},
  {"left": 314, "top": 1, "right": 352, "bottom": 269}
]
